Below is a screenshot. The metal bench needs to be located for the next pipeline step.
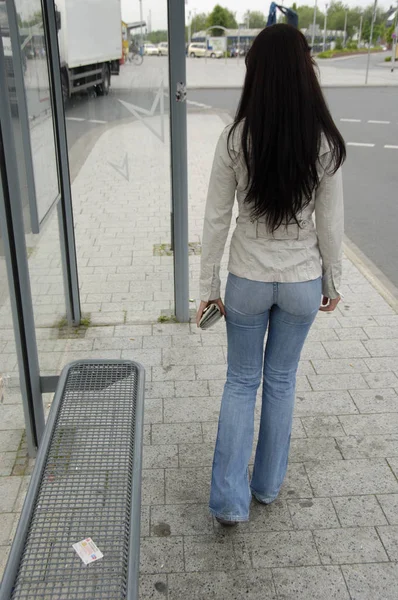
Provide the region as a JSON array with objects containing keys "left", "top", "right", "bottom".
[{"left": 0, "top": 360, "right": 145, "bottom": 600}]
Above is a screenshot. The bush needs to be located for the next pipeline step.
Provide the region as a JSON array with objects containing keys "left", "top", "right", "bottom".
[
  {"left": 317, "top": 50, "right": 334, "bottom": 58},
  {"left": 335, "top": 39, "right": 343, "bottom": 50},
  {"left": 385, "top": 56, "right": 392, "bottom": 62},
  {"left": 346, "top": 42, "right": 358, "bottom": 50}
]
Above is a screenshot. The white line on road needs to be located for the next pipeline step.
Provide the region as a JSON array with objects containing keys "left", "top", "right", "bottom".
[
  {"left": 340, "top": 118, "right": 361, "bottom": 123},
  {"left": 347, "top": 142, "right": 375, "bottom": 147},
  {"left": 186, "top": 100, "right": 212, "bottom": 109},
  {"left": 88, "top": 119, "right": 108, "bottom": 124},
  {"left": 384, "top": 145, "right": 398, "bottom": 149},
  {"left": 65, "top": 117, "right": 85, "bottom": 122},
  {"left": 368, "top": 120, "right": 390, "bottom": 124},
  {"left": 164, "top": 92, "right": 212, "bottom": 110}
]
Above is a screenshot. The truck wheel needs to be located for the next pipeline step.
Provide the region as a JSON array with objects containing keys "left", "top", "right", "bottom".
[
  {"left": 97, "top": 64, "right": 110, "bottom": 96},
  {"left": 61, "top": 71, "right": 69, "bottom": 104}
]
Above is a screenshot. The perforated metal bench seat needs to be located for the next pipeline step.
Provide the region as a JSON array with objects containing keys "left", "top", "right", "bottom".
[{"left": 0, "top": 360, "right": 145, "bottom": 600}]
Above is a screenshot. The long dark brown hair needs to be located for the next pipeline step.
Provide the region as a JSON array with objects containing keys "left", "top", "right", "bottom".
[{"left": 228, "top": 24, "right": 346, "bottom": 231}]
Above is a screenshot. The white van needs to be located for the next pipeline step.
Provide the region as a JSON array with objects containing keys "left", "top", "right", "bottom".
[{"left": 188, "top": 42, "right": 223, "bottom": 58}]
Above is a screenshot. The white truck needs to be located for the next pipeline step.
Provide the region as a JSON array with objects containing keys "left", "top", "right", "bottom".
[{"left": 55, "top": 0, "right": 122, "bottom": 101}]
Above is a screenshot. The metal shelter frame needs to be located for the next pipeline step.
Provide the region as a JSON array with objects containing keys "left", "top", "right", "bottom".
[{"left": 0, "top": 0, "right": 189, "bottom": 455}]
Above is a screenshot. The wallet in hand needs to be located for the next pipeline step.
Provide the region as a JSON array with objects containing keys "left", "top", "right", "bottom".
[{"left": 199, "top": 303, "right": 223, "bottom": 330}]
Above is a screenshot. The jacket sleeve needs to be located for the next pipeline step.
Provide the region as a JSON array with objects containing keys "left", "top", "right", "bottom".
[
  {"left": 200, "top": 129, "right": 237, "bottom": 301},
  {"left": 315, "top": 158, "right": 344, "bottom": 299}
]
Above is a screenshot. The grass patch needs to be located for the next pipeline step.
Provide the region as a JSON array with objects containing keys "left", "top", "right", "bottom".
[
  {"left": 56, "top": 316, "right": 68, "bottom": 329},
  {"left": 57, "top": 314, "right": 92, "bottom": 339},
  {"left": 80, "top": 316, "right": 91, "bottom": 328},
  {"left": 157, "top": 314, "right": 177, "bottom": 324},
  {"left": 153, "top": 242, "right": 202, "bottom": 257},
  {"left": 317, "top": 47, "right": 383, "bottom": 59}
]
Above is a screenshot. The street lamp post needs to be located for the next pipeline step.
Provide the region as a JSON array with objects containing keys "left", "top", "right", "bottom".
[
  {"left": 323, "top": 3, "right": 328, "bottom": 52},
  {"left": 392, "top": 31, "right": 397, "bottom": 72},
  {"left": 365, "top": 0, "right": 377, "bottom": 84},
  {"left": 358, "top": 15, "right": 363, "bottom": 47},
  {"left": 343, "top": 9, "right": 348, "bottom": 47},
  {"left": 139, "top": 0, "right": 143, "bottom": 48},
  {"left": 392, "top": 2, "right": 398, "bottom": 72},
  {"left": 311, "top": 0, "right": 318, "bottom": 51},
  {"left": 237, "top": 25, "right": 241, "bottom": 66}
]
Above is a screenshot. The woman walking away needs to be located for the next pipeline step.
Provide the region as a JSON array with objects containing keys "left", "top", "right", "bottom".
[{"left": 196, "top": 24, "right": 346, "bottom": 526}]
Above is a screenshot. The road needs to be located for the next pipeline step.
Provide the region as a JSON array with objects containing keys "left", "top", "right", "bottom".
[
  {"left": 318, "top": 51, "right": 390, "bottom": 70},
  {"left": 62, "top": 82, "right": 398, "bottom": 292}
]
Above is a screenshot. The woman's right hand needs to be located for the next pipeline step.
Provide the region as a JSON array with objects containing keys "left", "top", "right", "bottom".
[
  {"left": 196, "top": 298, "right": 225, "bottom": 327},
  {"left": 319, "top": 295, "right": 341, "bottom": 312}
]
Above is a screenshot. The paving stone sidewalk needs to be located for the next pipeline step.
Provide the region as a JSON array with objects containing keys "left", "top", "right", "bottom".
[{"left": 1, "top": 112, "right": 398, "bottom": 599}]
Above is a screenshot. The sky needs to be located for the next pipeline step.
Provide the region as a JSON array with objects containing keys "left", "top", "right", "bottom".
[{"left": 121, "top": 0, "right": 392, "bottom": 31}]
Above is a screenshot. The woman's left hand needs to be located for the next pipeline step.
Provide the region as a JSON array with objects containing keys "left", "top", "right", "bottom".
[{"left": 196, "top": 298, "right": 225, "bottom": 327}]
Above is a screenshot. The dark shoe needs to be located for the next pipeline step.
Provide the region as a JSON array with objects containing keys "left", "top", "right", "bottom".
[{"left": 215, "top": 516, "right": 238, "bottom": 526}]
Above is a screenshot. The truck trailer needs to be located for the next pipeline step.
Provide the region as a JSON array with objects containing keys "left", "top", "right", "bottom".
[{"left": 56, "top": 0, "right": 122, "bottom": 101}]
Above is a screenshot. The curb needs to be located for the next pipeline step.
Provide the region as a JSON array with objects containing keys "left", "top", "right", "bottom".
[
  {"left": 343, "top": 235, "right": 398, "bottom": 313},
  {"left": 180, "top": 83, "right": 398, "bottom": 90}
]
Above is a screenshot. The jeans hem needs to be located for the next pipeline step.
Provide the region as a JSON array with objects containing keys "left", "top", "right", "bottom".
[
  {"left": 209, "top": 506, "right": 249, "bottom": 522},
  {"left": 251, "top": 489, "right": 278, "bottom": 505}
]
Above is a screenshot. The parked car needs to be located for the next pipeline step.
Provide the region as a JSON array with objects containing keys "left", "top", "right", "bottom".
[
  {"left": 143, "top": 43, "right": 159, "bottom": 56},
  {"left": 158, "top": 42, "right": 168, "bottom": 56},
  {"left": 188, "top": 42, "right": 223, "bottom": 58}
]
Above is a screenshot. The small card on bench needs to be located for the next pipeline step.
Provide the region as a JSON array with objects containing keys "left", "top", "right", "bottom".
[{"left": 72, "top": 538, "right": 103, "bottom": 565}]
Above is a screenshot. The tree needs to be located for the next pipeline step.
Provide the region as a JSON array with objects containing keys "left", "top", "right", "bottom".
[
  {"left": 362, "top": 21, "right": 384, "bottom": 43},
  {"left": 243, "top": 10, "right": 266, "bottom": 29},
  {"left": 360, "top": 2, "right": 387, "bottom": 42},
  {"left": 190, "top": 12, "right": 209, "bottom": 34},
  {"left": 21, "top": 10, "right": 42, "bottom": 28},
  {"left": 292, "top": 4, "right": 325, "bottom": 29},
  {"left": 147, "top": 30, "right": 168, "bottom": 44},
  {"left": 207, "top": 4, "right": 238, "bottom": 35},
  {"left": 386, "top": 24, "right": 395, "bottom": 46},
  {"left": 327, "top": 2, "right": 347, "bottom": 31}
]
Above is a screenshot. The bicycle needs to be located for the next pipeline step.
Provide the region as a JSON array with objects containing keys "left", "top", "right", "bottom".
[{"left": 127, "top": 48, "right": 143, "bottom": 66}]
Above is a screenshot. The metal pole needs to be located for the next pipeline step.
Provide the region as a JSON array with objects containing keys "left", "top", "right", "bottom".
[
  {"left": 188, "top": 10, "right": 191, "bottom": 44},
  {"left": 237, "top": 26, "right": 240, "bottom": 65},
  {"left": 311, "top": 0, "right": 318, "bottom": 50},
  {"left": 365, "top": 0, "right": 377, "bottom": 84},
  {"left": 343, "top": 10, "right": 348, "bottom": 47},
  {"left": 167, "top": 0, "right": 190, "bottom": 322},
  {"left": 392, "top": 34, "right": 397, "bottom": 71},
  {"left": 192, "top": 8, "right": 196, "bottom": 34},
  {"left": 43, "top": 0, "right": 81, "bottom": 326},
  {"left": 359, "top": 15, "right": 363, "bottom": 47},
  {"left": 323, "top": 3, "right": 328, "bottom": 51},
  {"left": 139, "top": 0, "right": 143, "bottom": 48},
  {"left": 392, "top": 3, "right": 398, "bottom": 71}
]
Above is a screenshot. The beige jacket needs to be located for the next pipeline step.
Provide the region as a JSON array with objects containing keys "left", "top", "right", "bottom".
[{"left": 200, "top": 126, "right": 344, "bottom": 302}]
